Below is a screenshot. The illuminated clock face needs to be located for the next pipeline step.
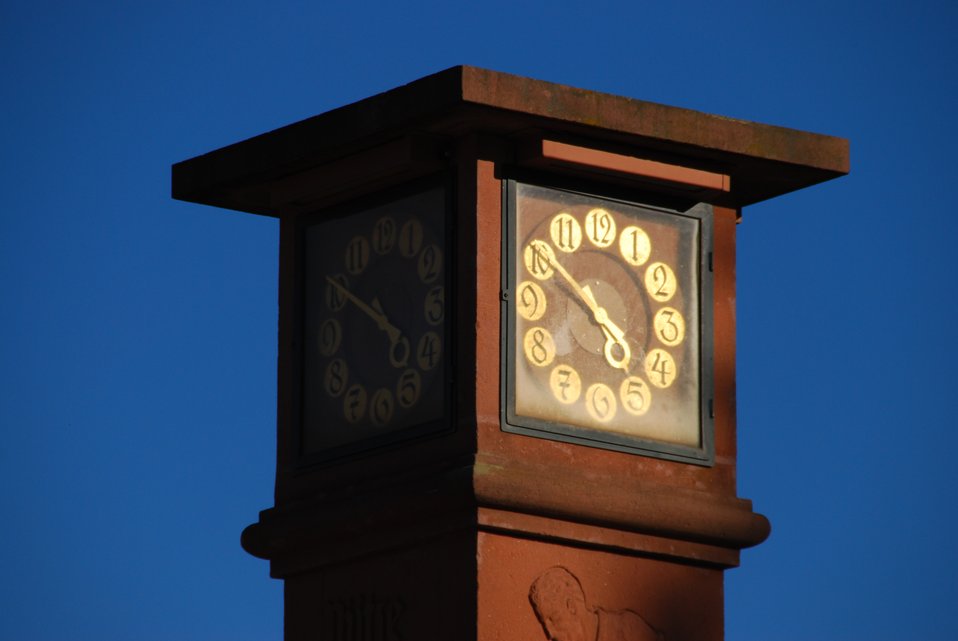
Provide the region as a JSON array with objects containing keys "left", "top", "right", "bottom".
[
  {"left": 301, "top": 184, "right": 448, "bottom": 457},
  {"left": 504, "top": 181, "right": 712, "bottom": 462}
]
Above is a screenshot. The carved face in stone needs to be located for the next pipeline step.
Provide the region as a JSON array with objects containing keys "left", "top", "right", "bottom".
[{"left": 529, "top": 567, "right": 596, "bottom": 641}]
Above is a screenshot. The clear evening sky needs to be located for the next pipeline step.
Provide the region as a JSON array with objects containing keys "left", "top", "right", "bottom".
[{"left": 2, "top": 2, "right": 956, "bottom": 640}]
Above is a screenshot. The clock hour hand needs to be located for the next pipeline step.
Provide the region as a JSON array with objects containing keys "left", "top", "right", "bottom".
[
  {"left": 533, "top": 240, "right": 631, "bottom": 372},
  {"left": 325, "top": 276, "right": 409, "bottom": 367},
  {"left": 580, "top": 285, "right": 631, "bottom": 372}
]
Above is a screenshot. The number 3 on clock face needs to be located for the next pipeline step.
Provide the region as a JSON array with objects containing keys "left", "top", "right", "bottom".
[{"left": 502, "top": 180, "right": 714, "bottom": 465}]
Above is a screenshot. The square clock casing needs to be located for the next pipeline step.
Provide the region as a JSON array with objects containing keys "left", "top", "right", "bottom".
[
  {"left": 300, "top": 181, "right": 451, "bottom": 461},
  {"left": 502, "top": 180, "right": 714, "bottom": 465}
]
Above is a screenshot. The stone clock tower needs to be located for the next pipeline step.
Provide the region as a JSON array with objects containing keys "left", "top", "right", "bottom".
[{"left": 172, "top": 66, "right": 848, "bottom": 641}]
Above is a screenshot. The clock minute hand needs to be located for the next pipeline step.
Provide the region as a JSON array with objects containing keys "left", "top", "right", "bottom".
[
  {"left": 325, "top": 276, "right": 402, "bottom": 344},
  {"left": 325, "top": 276, "right": 410, "bottom": 367},
  {"left": 536, "top": 242, "right": 631, "bottom": 372}
]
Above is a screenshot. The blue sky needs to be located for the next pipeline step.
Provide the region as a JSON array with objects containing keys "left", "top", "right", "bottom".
[{"left": 2, "top": 1, "right": 956, "bottom": 640}]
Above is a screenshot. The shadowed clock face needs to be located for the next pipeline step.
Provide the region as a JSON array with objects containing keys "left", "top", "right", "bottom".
[
  {"left": 504, "top": 181, "right": 712, "bottom": 460},
  {"left": 302, "top": 185, "right": 448, "bottom": 456}
]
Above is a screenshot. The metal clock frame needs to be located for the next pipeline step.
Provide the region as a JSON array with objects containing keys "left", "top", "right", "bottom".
[
  {"left": 294, "top": 174, "right": 457, "bottom": 467},
  {"left": 500, "top": 176, "right": 715, "bottom": 466}
]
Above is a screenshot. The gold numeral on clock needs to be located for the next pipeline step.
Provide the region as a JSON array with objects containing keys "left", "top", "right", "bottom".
[
  {"left": 585, "top": 208, "right": 616, "bottom": 248},
  {"left": 418, "top": 244, "right": 443, "bottom": 283},
  {"left": 653, "top": 307, "right": 685, "bottom": 346},
  {"left": 517, "top": 280, "right": 547, "bottom": 321},
  {"left": 318, "top": 318, "right": 342, "bottom": 356},
  {"left": 399, "top": 219, "right": 423, "bottom": 258},
  {"left": 325, "top": 274, "right": 349, "bottom": 311},
  {"left": 417, "top": 332, "right": 442, "bottom": 370},
  {"left": 549, "top": 365, "right": 582, "bottom": 404},
  {"left": 645, "top": 349, "right": 677, "bottom": 388},
  {"left": 550, "top": 212, "right": 582, "bottom": 253},
  {"left": 345, "top": 236, "right": 370, "bottom": 275},
  {"left": 524, "top": 240, "right": 555, "bottom": 280},
  {"left": 370, "top": 388, "right": 395, "bottom": 427},
  {"left": 523, "top": 327, "right": 556, "bottom": 367},
  {"left": 620, "top": 376, "right": 651, "bottom": 416},
  {"left": 396, "top": 369, "right": 422, "bottom": 408},
  {"left": 585, "top": 383, "right": 617, "bottom": 422},
  {"left": 619, "top": 225, "right": 651, "bottom": 266},
  {"left": 645, "top": 262, "right": 677, "bottom": 302},
  {"left": 424, "top": 286, "right": 444, "bottom": 325},
  {"left": 372, "top": 216, "right": 397, "bottom": 255},
  {"left": 343, "top": 383, "right": 367, "bottom": 423},
  {"left": 324, "top": 358, "right": 349, "bottom": 397}
]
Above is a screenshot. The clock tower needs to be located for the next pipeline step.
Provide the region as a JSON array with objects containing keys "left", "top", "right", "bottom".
[{"left": 172, "top": 66, "right": 848, "bottom": 641}]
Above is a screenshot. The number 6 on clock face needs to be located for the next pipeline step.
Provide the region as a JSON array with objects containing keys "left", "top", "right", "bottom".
[{"left": 502, "top": 180, "right": 714, "bottom": 465}]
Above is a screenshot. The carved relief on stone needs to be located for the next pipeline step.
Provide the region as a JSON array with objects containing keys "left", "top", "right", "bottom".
[{"left": 529, "top": 566, "right": 663, "bottom": 641}]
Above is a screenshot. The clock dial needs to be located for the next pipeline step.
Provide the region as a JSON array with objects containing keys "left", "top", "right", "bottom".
[
  {"left": 506, "top": 182, "right": 711, "bottom": 454},
  {"left": 302, "top": 185, "right": 448, "bottom": 456}
]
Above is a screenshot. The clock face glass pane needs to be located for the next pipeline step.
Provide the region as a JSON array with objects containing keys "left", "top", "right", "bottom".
[
  {"left": 507, "top": 182, "right": 709, "bottom": 455},
  {"left": 302, "top": 185, "right": 447, "bottom": 456}
]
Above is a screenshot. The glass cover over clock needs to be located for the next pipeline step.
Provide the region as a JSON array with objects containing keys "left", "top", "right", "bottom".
[
  {"left": 302, "top": 184, "right": 449, "bottom": 457},
  {"left": 503, "top": 181, "right": 713, "bottom": 463}
]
